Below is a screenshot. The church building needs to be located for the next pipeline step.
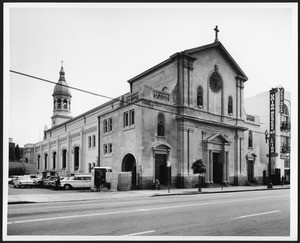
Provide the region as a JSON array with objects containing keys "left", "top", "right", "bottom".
[{"left": 26, "top": 27, "right": 265, "bottom": 189}]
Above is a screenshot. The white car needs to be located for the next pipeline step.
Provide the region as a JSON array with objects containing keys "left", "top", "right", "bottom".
[
  {"left": 60, "top": 175, "right": 91, "bottom": 190},
  {"left": 13, "top": 175, "right": 35, "bottom": 188}
]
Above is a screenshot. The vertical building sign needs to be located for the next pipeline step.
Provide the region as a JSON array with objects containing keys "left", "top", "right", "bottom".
[
  {"left": 279, "top": 87, "right": 284, "bottom": 113},
  {"left": 269, "top": 89, "right": 276, "bottom": 155}
]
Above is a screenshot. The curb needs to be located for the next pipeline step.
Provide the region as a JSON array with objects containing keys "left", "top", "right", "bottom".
[
  {"left": 8, "top": 187, "right": 290, "bottom": 204},
  {"left": 151, "top": 187, "right": 290, "bottom": 197}
]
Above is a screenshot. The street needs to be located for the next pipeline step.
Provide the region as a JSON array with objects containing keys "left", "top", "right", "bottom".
[{"left": 6, "top": 189, "right": 290, "bottom": 238}]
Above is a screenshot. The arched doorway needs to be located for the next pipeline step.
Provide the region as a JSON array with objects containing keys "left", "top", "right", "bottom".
[
  {"left": 152, "top": 143, "right": 171, "bottom": 186},
  {"left": 246, "top": 152, "right": 257, "bottom": 182},
  {"left": 122, "top": 154, "right": 137, "bottom": 189},
  {"left": 74, "top": 146, "right": 79, "bottom": 171}
]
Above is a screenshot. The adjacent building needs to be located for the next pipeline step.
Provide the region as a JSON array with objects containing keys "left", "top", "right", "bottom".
[
  {"left": 245, "top": 87, "right": 291, "bottom": 184},
  {"left": 24, "top": 28, "right": 266, "bottom": 189}
]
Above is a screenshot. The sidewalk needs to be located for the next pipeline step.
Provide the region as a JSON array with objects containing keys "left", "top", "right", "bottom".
[{"left": 7, "top": 185, "right": 290, "bottom": 204}]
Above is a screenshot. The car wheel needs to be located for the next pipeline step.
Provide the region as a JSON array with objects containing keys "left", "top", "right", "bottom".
[
  {"left": 13, "top": 185, "right": 16, "bottom": 188},
  {"left": 64, "top": 184, "right": 72, "bottom": 190}
]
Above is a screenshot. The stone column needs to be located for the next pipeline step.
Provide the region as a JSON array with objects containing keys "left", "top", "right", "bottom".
[
  {"left": 40, "top": 143, "right": 43, "bottom": 171},
  {"left": 234, "top": 134, "right": 239, "bottom": 185},
  {"left": 205, "top": 148, "right": 210, "bottom": 184},
  {"left": 209, "top": 150, "right": 213, "bottom": 184},
  {"left": 240, "top": 82, "right": 244, "bottom": 119},
  {"left": 47, "top": 141, "right": 50, "bottom": 170},
  {"left": 79, "top": 129, "right": 84, "bottom": 172},
  {"left": 226, "top": 151, "right": 229, "bottom": 183},
  {"left": 223, "top": 150, "right": 227, "bottom": 184},
  {"left": 66, "top": 134, "right": 71, "bottom": 173},
  {"left": 56, "top": 139, "right": 60, "bottom": 170},
  {"left": 236, "top": 78, "right": 240, "bottom": 119}
]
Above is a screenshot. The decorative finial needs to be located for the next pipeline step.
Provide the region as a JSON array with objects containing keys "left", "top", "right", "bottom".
[
  {"left": 59, "top": 60, "right": 65, "bottom": 81},
  {"left": 214, "top": 25, "right": 219, "bottom": 42}
]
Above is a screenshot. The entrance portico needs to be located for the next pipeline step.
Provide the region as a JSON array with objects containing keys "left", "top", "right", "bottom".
[{"left": 204, "top": 133, "right": 231, "bottom": 186}]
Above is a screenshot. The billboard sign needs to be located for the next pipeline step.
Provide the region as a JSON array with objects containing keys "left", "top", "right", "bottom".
[
  {"left": 279, "top": 87, "right": 284, "bottom": 113},
  {"left": 270, "top": 89, "right": 276, "bottom": 154}
]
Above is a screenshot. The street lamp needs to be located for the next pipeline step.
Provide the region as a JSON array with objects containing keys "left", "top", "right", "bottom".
[{"left": 265, "top": 129, "right": 273, "bottom": 189}]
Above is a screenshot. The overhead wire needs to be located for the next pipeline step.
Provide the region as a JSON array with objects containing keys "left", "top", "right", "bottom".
[{"left": 10, "top": 69, "right": 290, "bottom": 138}]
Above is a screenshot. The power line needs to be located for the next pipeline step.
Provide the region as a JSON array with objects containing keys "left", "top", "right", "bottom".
[{"left": 10, "top": 69, "right": 290, "bottom": 138}]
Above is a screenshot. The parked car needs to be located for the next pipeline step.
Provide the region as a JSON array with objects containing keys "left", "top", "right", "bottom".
[
  {"left": 13, "top": 175, "right": 35, "bottom": 188},
  {"left": 8, "top": 175, "right": 18, "bottom": 184},
  {"left": 43, "top": 176, "right": 59, "bottom": 188},
  {"left": 29, "top": 174, "right": 42, "bottom": 186},
  {"left": 60, "top": 175, "right": 91, "bottom": 190}
]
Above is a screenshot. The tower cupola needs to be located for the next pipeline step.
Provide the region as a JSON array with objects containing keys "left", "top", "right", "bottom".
[{"left": 51, "top": 62, "right": 73, "bottom": 127}]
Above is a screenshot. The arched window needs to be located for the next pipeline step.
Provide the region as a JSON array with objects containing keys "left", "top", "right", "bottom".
[
  {"left": 74, "top": 146, "right": 79, "bottom": 171},
  {"left": 197, "top": 86, "right": 203, "bottom": 107},
  {"left": 44, "top": 153, "right": 48, "bottom": 169},
  {"left": 157, "top": 113, "right": 165, "bottom": 137},
  {"left": 228, "top": 96, "right": 233, "bottom": 115},
  {"left": 282, "top": 104, "right": 289, "bottom": 122},
  {"left": 209, "top": 72, "right": 222, "bottom": 93},
  {"left": 62, "top": 149, "right": 67, "bottom": 169},
  {"left": 37, "top": 155, "right": 40, "bottom": 170},
  {"left": 63, "top": 99, "right": 68, "bottom": 109},
  {"left": 57, "top": 98, "right": 62, "bottom": 108},
  {"left": 248, "top": 131, "right": 253, "bottom": 148},
  {"left": 53, "top": 151, "right": 57, "bottom": 169}
]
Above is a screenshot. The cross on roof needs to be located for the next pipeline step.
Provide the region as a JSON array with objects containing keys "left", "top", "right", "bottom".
[
  {"left": 61, "top": 60, "right": 64, "bottom": 67},
  {"left": 214, "top": 25, "right": 219, "bottom": 42}
]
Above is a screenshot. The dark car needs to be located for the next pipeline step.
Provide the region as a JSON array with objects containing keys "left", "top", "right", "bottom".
[
  {"left": 35, "top": 176, "right": 52, "bottom": 188},
  {"left": 43, "top": 176, "right": 59, "bottom": 188}
]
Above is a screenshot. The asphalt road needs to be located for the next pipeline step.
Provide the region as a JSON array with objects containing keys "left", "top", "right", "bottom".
[{"left": 6, "top": 189, "right": 290, "bottom": 238}]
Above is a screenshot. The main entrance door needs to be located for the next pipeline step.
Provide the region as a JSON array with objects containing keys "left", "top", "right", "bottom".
[
  {"left": 213, "top": 153, "right": 223, "bottom": 184},
  {"left": 155, "top": 154, "right": 167, "bottom": 185}
]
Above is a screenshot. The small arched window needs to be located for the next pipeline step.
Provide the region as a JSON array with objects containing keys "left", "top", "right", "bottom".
[
  {"left": 248, "top": 131, "right": 253, "bottom": 148},
  {"left": 228, "top": 96, "right": 233, "bottom": 115},
  {"left": 57, "top": 98, "right": 62, "bottom": 108},
  {"left": 157, "top": 113, "right": 165, "bottom": 137},
  {"left": 63, "top": 99, "right": 68, "bottom": 109},
  {"left": 197, "top": 86, "right": 203, "bottom": 107}
]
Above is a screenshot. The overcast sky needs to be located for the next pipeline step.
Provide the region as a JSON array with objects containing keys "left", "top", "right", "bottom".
[{"left": 4, "top": 3, "right": 298, "bottom": 147}]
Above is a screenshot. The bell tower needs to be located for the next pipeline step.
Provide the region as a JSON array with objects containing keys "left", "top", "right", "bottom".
[{"left": 51, "top": 62, "right": 73, "bottom": 127}]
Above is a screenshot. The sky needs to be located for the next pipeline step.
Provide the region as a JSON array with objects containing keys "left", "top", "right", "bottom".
[{"left": 4, "top": 3, "right": 298, "bottom": 147}]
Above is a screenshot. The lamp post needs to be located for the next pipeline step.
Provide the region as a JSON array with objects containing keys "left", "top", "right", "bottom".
[
  {"left": 167, "top": 161, "right": 171, "bottom": 193},
  {"left": 265, "top": 130, "right": 273, "bottom": 189}
]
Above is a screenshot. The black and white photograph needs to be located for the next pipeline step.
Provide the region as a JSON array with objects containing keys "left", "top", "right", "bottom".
[{"left": 3, "top": 2, "right": 298, "bottom": 241}]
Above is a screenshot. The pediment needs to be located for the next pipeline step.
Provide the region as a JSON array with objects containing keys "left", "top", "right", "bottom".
[{"left": 204, "top": 133, "right": 231, "bottom": 145}]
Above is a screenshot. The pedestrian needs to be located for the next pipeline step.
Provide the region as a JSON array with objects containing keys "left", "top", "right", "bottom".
[
  {"left": 281, "top": 176, "right": 285, "bottom": 188},
  {"left": 55, "top": 173, "right": 61, "bottom": 190},
  {"left": 95, "top": 173, "right": 101, "bottom": 192},
  {"left": 154, "top": 179, "right": 160, "bottom": 190}
]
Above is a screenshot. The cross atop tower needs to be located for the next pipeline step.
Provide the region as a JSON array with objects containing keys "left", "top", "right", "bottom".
[
  {"left": 214, "top": 25, "right": 219, "bottom": 42},
  {"left": 61, "top": 60, "right": 64, "bottom": 67}
]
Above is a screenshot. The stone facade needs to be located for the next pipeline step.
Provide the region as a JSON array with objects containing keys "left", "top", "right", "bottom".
[{"left": 25, "top": 39, "right": 263, "bottom": 189}]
